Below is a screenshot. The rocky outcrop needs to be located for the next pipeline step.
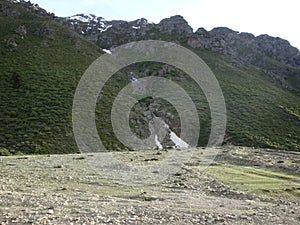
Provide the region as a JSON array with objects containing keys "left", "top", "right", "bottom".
[
  {"left": 64, "top": 15, "right": 194, "bottom": 47},
  {"left": 186, "top": 27, "right": 300, "bottom": 91},
  {"left": 158, "top": 15, "right": 193, "bottom": 35},
  {"left": 187, "top": 27, "right": 300, "bottom": 68},
  {"left": 33, "top": 26, "right": 54, "bottom": 39},
  {"left": 2, "top": 0, "right": 53, "bottom": 18},
  {"left": 14, "top": 25, "right": 26, "bottom": 37},
  {"left": 5, "top": 1, "right": 300, "bottom": 82},
  {"left": 1, "top": 1, "right": 20, "bottom": 17},
  {"left": 64, "top": 13, "right": 300, "bottom": 71}
]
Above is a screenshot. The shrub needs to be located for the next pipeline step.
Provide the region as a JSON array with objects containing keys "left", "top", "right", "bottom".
[{"left": 0, "top": 148, "right": 12, "bottom": 156}]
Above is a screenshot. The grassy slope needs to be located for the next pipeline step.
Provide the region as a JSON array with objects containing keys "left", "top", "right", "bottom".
[
  {"left": 194, "top": 49, "right": 300, "bottom": 150},
  {"left": 205, "top": 163, "right": 300, "bottom": 199},
  {"left": 96, "top": 51, "right": 300, "bottom": 151},
  {"left": 0, "top": 0, "right": 101, "bottom": 154}
]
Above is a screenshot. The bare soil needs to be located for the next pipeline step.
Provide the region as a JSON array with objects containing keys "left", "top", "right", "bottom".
[{"left": 0, "top": 146, "right": 299, "bottom": 224}]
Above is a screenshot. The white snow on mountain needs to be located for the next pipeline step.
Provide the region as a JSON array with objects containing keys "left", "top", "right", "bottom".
[
  {"left": 68, "top": 14, "right": 105, "bottom": 24},
  {"left": 155, "top": 135, "right": 163, "bottom": 150},
  {"left": 102, "top": 49, "right": 112, "bottom": 54},
  {"left": 69, "top": 15, "right": 89, "bottom": 23},
  {"left": 170, "top": 131, "right": 189, "bottom": 148},
  {"left": 100, "top": 24, "right": 112, "bottom": 32},
  {"left": 67, "top": 14, "right": 112, "bottom": 33}
]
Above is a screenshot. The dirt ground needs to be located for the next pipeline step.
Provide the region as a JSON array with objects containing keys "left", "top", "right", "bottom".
[{"left": 0, "top": 146, "right": 299, "bottom": 224}]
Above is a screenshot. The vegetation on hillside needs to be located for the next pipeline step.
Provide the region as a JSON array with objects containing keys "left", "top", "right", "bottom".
[
  {"left": 0, "top": 0, "right": 101, "bottom": 154},
  {"left": 0, "top": 0, "right": 299, "bottom": 154}
]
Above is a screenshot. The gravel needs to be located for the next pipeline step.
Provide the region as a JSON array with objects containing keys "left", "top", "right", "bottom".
[{"left": 0, "top": 147, "right": 299, "bottom": 224}]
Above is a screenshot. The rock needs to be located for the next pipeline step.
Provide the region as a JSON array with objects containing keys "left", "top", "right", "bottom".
[
  {"left": 1, "top": 2, "right": 21, "bottom": 17},
  {"left": 186, "top": 26, "right": 300, "bottom": 91},
  {"left": 33, "top": 26, "right": 54, "bottom": 39},
  {"left": 6, "top": 37, "right": 17, "bottom": 48},
  {"left": 240, "top": 215, "right": 250, "bottom": 220},
  {"left": 158, "top": 15, "right": 193, "bottom": 35},
  {"left": 54, "top": 165, "right": 63, "bottom": 168},
  {"left": 61, "top": 11, "right": 300, "bottom": 91},
  {"left": 15, "top": 25, "right": 27, "bottom": 37},
  {"left": 187, "top": 34, "right": 203, "bottom": 48}
]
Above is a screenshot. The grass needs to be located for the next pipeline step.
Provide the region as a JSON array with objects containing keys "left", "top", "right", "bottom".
[
  {"left": 0, "top": 0, "right": 101, "bottom": 154},
  {"left": 204, "top": 163, "right": 300, "bottom": 199},
  {"left": 193, "top": 48, "right": 300, "bottom": 150}
]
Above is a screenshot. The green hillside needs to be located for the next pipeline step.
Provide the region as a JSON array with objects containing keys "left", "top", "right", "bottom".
[
  {"left": 194, "top": 49, "right": 299, "bottom": 150},
  {"left": 0, "top": 0, "right": 299, "bottom": 155},
  {"left": 96, "top": 54, "right": 300, "bottom": 151},
  {"left": 0, "top": 0, "right": 101, "bottom": 154}
]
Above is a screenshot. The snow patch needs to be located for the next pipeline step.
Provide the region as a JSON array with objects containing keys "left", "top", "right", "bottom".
[
  {"left": 132, "top": 26, "right": 140, "bottom": 30},
  {"left": 155, "top": 135, "right": 163, "bottom": 150},
  {"left": 160, "top": 120, "right": 189, "bottom": 149},
  {"left": 170, "top": 131, "right": 189, "bottom": 148},
  {"left": 68, "top": 14, "right": 104, "bottom": 24},
  {"left": 102, "top": 49, "right": 112, "bottom": 54},
  {"left": 129, "top": 72, "right": 138, "bottom": 82},
  {"left": 69, "top": 15, "right": 89, "bottom": 23},
  {"left": 100, "top": 24, "right": 112, "bottom": 32}
]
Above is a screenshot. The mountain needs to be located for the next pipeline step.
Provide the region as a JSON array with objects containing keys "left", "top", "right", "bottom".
[
  {"left": 63, "top": 13, "right": 300, "bottom": 151},
  {"left": 0, "top": 0, "right": 102, "bottom": 154},
  {"left": 64, "top": 14, "right": 300, "bottom": 93},
  {"left": 0, "top": 0, "right": 299, "bottom": 155}
]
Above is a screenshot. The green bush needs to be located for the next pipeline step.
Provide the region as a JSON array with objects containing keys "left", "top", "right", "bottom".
[{"left": 0, "top": 148, "right": 12, "bottom": 156}]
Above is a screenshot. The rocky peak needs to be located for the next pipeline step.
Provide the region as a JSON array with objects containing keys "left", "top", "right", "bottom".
[
  {"left": 187, "top": 27, "right": 300, "bottom": 67},
  {"left": 187, "top": 27, "right": 300, "bottom": 91},
  {"left": 133, "top": 18, "right": 148, "bottom": 27},
  {"left": 2, "top": 0, "right": 51, "bottom": 17},
  {"left": 195, "top": 28, "right": 209, "bottom": 36},
  {"left": 210, "top": 27, "right": 238, "bottom": 35},
  {"left": 158, "top": 15, "right": 193, "bottom": 35},
  {"left": 67, "top": 14, "right": 105, "bottom": 24},
  {"left": 62, "top": 14, "right": 112, "bottom": 42},
  {"left": 255, "top": 34, "right": 299, "bottom": 63}
]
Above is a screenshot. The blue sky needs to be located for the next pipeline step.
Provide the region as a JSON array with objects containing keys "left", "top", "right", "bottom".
[{"left": 32, "top": 0, "right": 300, "bottom": 49}]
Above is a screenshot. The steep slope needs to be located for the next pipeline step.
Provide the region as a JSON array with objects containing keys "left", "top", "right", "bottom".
[
  {"left": 64, "top": 14, "right": 300, "bottom": 92},
  {"left": 0, "top": 0, "right": 299, "bottom": 154},
  {"left": 95, "top": 53, "right": 300, "bottom": 151},
  {"left": 0, "top": 0, "right": 101, "bottom": 154},
  {"left": 72, "top": 15, "right": 299, "bottom": 151}
]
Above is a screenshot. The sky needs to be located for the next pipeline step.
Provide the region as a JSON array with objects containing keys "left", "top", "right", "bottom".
[{"left": 32, "top": 0, "right": 300, "bottom": 50}]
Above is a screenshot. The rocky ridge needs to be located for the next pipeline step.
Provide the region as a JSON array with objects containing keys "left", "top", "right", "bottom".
[
  {"left": 6, "top": 0, "right": 300, "bottom": 91},
  {"left": 5, "top": 0, "right": 299, "bottom": 91},
  {"left": 63, "top": 13, "right": 300, "bottom": 91},
  {"left": 63, "top": 12, "right": 300, "bottom": 68}
]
